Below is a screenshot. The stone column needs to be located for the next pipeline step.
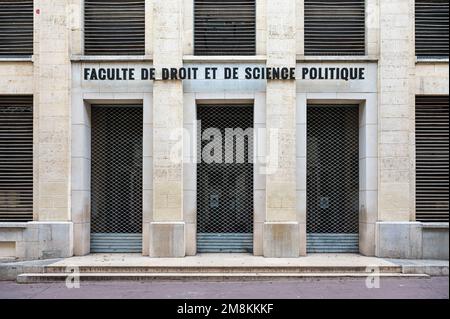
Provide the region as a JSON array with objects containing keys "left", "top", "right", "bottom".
[
  {"left": 30, "top": 0, "right": 73, "bottom": 258},
  {"left": 263, "top": 0, "right": 299, "bottom": 257},
  {"left": 150, "top": 0, "right": 185, "bottom": 257},
  {"left": 376, "top": 0, "right": 421, "bottom": 258}
]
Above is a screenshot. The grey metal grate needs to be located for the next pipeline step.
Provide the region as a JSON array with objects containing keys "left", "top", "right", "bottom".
[
  {"left": 0, "top": 0, "right": 33, "bottom": 56},
  {"left": 304, "top": 0, "right": 365, "bottom": 56},
  {"left": 194, "top": 0, "right": 256, "bottom": 56},
  {"left": 84, "top": 0, "right": 145, "bottom": 56},
  {"left": 0, "top": 96, "right": 33, "bottom": 222},
  {"left": 307, "top": 105, "right": 359, "bottom": 253},
  {"left": 415, "top": 0, "right": 449, "bottom": 58},
  {"left": 197, "top": 105, "right": 253, "bottom": 253},
  {"left": 91, "top": 105, "right": 143, "bottom": 253},
  {"left": 416, "top": 96, "right": 449, "bottom": 222}
]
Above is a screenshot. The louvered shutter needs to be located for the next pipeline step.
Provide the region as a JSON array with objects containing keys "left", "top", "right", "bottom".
[
  {"left": 84, "top": 0, "right": 145, "bottom": 56},
  {"left": 416, "top": 96, "right": 449, "bottom": 223},
  {"left": 0, "top": 0, "right": 33, "bottom": 56},
  {"left": 194, "top": 0, "right": 256, "bottom": 56},
  {"left": 0, "top": 96, "right": 33, "bottom": 222},
  {"left": 415, "top": 0, "right": 449, "bottom": 58},
  {"left": 304, "top": 0, "right": 365, "bottom": 56}
]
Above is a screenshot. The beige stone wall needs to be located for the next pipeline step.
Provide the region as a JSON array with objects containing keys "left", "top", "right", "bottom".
[
  {"left": 296, "top": 0, "right": 304, "bottom": 56},
  {"left": 266, "top": 0, "right": 297, "bottom": 222},
  {"left": 0, "top": 0, "right": 448, "bottom": 259},
  {"left": 415, "top": 63, "right": 450, "bottom": 95},
  {"left": 152, "top": 0, "right": 183, "bottom": 222},
  {"left": 150, "top": 0, "right": 185, "bottom": 256},
  {"left": 33, "top": 0, "right": 71, "bottom": 222},
  {"left": 0, "top": 63, "right": 33, "bottom": 94},
  {"left": 377, "top": 0, "right": 416, "bottom": 221},
  {"left": 367, "top": 0, "right": 380, "bottom": 58},
  {"left": 69, "top": 0, "right": 84, "bottom": 55}
]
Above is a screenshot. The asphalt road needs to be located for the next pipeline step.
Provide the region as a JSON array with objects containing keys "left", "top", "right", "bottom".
[{"left": 0, "top": 277, "right": 448, "bottom": 299}]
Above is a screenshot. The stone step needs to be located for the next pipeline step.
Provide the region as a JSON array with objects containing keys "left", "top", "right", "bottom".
[
  {"left": 16, "top": 272, "right": 430, "bottom": 283},
  {"left": 44, "top": 265, "right": 403, "bottom": 274}
]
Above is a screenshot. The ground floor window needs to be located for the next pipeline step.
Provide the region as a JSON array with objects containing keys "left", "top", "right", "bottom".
[
  {"left": 0, "top": 95, "right": 33, "bottom": 222},
  {"left": 415, "top": 95, "right": 449, "bottom": 222}
]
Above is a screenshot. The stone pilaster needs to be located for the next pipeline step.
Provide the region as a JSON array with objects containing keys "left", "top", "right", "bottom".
[
  {"left": 378, "top": 0, "right": 415, "bottom": 222},
  {"left": 264, "top": 0, "right": 299, "bottom": 257},
  {"left": 34, "top": 0, "right": 71, "bottom": 222},
  {"left": 376, "top": 0, "right": 417, "bottom": 257},
  {"left": 150, "top": 0, "right": 185, "bottom": 257}
]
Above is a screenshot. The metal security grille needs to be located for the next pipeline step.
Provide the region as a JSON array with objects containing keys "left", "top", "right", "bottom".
[
  {"left": 91, "top": 106, "right": 143, "bottom": 253},
  {"left": 194, "top": 0, "right": 256, "bottom": 56},
  {"left": 0, "top": 0, "right": 33, "bottom": 56},
  {"left": 304, "top": 0, "right": 365, "bottom": 56},
  {"left": 84, "top": 0, "right": 145, "bottom": 56},
  {"left": 197, "top": 105, "right": 253, "bottom": 253},
  {"left": 307, "top": 105, "right": 359, "bottom": 253},
  {"left": 416, "top": 96, "right": 449, "bottom": 222},
  {"left": 415, "top": 0, "right": 449, "bottom": 58},
  {"left": 0, "top": 96, "right": 33, "bottom": 222}
]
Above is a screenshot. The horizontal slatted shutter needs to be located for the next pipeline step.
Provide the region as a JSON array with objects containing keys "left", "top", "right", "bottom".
[
  {"left": 0, "top": 96, "right": 33, "bottom": 222},
  {"left": 416, "top": 96, "right": 449, "bottom": 222},
  {"left": 84, "top": 0, "right": 145, "bottom": 56},
  {"left": 0, "top": 0, "right": 33, "bottom": 56},
  {"left": 415, "top": 0, "right": 449, "bottom": 58},
  {"left": 194, "top": 0, "right": 256, "bottom": 56},
  {"left": 304, "top": 0, "right": 365, "bottom": 56}
]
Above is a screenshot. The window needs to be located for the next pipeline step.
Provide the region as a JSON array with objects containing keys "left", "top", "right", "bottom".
[
  {"left": 194, "top": 0, "right": 256, "bottom": 56},
  {"left": 0, "top": 96, "right": 33, "bottom": 222},
  {"left": 0, "top": 0, "right": 33, "bottom": 56},
  {"left": 416, "top": 96, "right": 449, "bottom": 223},
  {"left": 415, "top": 0, "right": 449, "bottom": 58},
  {"left": 84, "top": 0, "right": 145, "bottom": 56},
  {"left": 304, "top": 0, "right": 365, "bottom": 56}
]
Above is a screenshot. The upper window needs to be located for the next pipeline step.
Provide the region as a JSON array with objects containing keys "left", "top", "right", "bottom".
[
  {"left": 194, "top": 0, "right": 256, "bottom": 56},
  {"left": 304, "top": 0, "right": 365, "bottom": 56},
  {"left": 0, "top": 96, "right": 33, "bottom": 222},
  {"left": 84, "top": 0, "right": 145, "bottom": 56},
  {"left": 415, "top": 0, "right": 449, "bottom": 58},
  {"left": 0, "top": 0, "right": 33, "bottom": 56}
]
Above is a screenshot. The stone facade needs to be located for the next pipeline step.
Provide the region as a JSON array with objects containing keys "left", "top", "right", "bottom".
[{"left": 0, "top": 0, "right": 448, "bottom": 260}]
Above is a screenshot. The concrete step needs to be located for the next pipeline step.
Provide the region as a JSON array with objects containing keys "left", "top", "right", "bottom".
[
  {"left": 44, "top": 265, "right": 403, "bottom": 274},
  {"left": 16, "top": 272, "right": 430, "bottom": 283}
]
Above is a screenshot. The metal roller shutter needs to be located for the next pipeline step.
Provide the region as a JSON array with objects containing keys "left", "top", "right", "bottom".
[
  {"left": 307, "top": 106, "right": 359, "bottom": 253},
  {"left": 304, "top": 0, "right": 365, "bottom": 56},
  {"left": 197, "top": 105, "right": 254, "bottom": 253},
  {"left": 0, "top": 96, "right": 33, "bottom": 222},
  {"left": 91, "top": 106, "right": 143, "bottom": 253},
  {"left": 415, "top": 0, "right": 449, "bottom": 58},
  {"left": 0, "top": 0, "right": 33, "bottom": 56},
  {"left": 194, "top": 0, "right": 256, "bottom": 56},
  {"left": 84, "top": 0, "right": 145, "bottom": 56},
  {"left": 416, "top": 96, "right": 449, "bottom": 223}
]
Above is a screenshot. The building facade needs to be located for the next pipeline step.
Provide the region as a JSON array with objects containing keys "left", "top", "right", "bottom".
[{"left": 0, "top": 0, "right": 448, "bottom": 260}]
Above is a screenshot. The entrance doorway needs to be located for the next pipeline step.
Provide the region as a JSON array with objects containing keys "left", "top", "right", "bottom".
[
  {"left": 197, "top": 105, "right": 254, "bottom": 253},
  {"left": 90, "top": 105, "right": 143, "bottom": 253},
  {"left": 307, "top": 105, "right": 359, "bottom": 253}
]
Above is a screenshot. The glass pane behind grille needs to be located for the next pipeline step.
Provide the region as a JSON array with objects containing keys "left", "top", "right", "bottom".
[
  {"left": 197, "top": 105, "right": 253, "bottom": 253},
  {"left": 91, "top": 106, "right": 143, "bottom": 253}
]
